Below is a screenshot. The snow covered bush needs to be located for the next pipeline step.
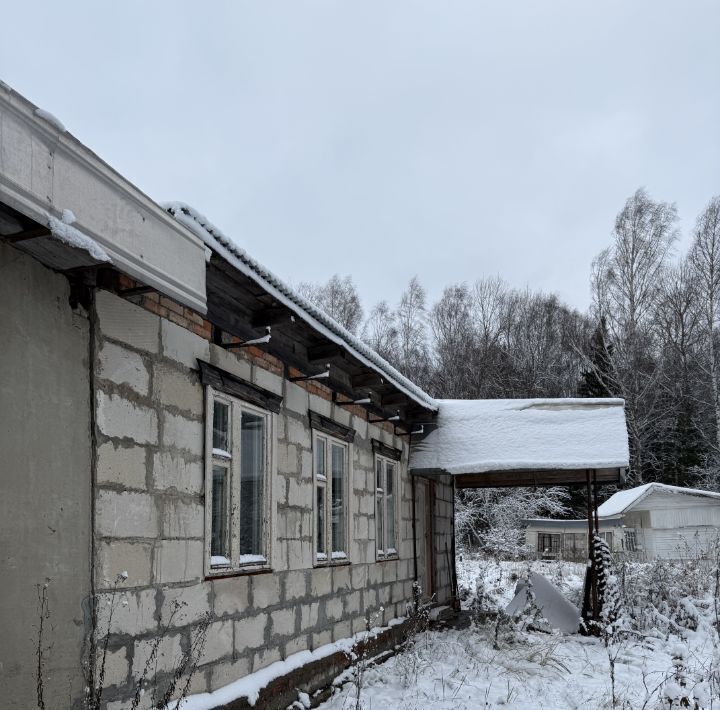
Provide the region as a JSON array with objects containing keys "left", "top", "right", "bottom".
[
  {"left": 658, "top": 642, "right": 713, "bottom": 710},
  {"left": 618, "top": 556, "right": 710, "bottom": 638}
]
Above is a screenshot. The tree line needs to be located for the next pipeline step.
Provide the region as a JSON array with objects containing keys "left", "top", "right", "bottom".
[{"left": 299, "top": 189, "right": 720, "bottom": 493}]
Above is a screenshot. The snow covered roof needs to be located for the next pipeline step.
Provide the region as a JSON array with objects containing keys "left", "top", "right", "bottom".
[
  {"left": 162, "top": 202, "right": 437, "bottom": 412},
  {"left": 409, "top": 398, "right": 629, "bottom": 475},
  {"left": 597, "top": 483, "right": 720, "bottom": 517}
]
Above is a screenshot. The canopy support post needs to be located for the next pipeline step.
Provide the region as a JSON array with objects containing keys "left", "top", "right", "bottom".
[{"left": 581, "top": 468, "right": 600, "bottom": 633}]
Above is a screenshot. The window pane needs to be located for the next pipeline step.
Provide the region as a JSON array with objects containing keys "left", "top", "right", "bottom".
[
  {"left": 211, "top": 465, "right": 229, "bottom": 559},
  {"left": 538, "top": 533, "right": 560, "bottom": 554},
  {"left": 376, "top": 458, "right": 383, "bottom": 492},
  {"left": 240, "top": 411, "right": 265, "bottom": 557},
  {"left": 376, "top": 493, "right": 384, "bottom": 555},
  {"left": 331, "top": 444, "right": 346, "bottom": 554},
  {"left": 386, "top": 463, "right": 396, "bottom": 552},
  {"left": 316, "top": 485, "right": 326, "bottom": 558},
  {"left": 213, "top": 401, "right": 230, "bottom": 452},
  {"left": 316, "top": 437, "right": 326, "bottom": 480}
]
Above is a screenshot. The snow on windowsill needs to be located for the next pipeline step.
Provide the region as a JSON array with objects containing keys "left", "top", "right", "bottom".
[
  {"left": 210, "top": 555, "right": 267, "bottom": 572},
  {"left": 212, "top": 448, "right": 232, "bottom": 459},
  {"left": 167, "top": 616, "right": 408, "bottom": 709},
  {"left": 239, "top": 554, "right": 267, "bottom": 565},
  {"left": 315, "top": 552, "right": 349, "bottom": 566}
]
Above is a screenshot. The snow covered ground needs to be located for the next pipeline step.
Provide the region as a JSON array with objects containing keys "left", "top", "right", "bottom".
[{"left": 314, "top": 554, "right": 720, "bottom": 709}]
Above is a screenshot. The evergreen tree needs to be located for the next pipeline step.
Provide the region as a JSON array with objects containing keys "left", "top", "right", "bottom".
[{"left": 578, "top": 317, "right": 615, "bottom": 398}]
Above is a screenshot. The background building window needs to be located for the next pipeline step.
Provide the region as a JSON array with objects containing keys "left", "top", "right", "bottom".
[{"left": 537, "top": 533, "right": 561, "bottom": 556}]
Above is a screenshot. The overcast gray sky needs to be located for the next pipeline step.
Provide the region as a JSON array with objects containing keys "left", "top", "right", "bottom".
[{"left": 2, "top": 1, "right": 718, "bottom": 314}]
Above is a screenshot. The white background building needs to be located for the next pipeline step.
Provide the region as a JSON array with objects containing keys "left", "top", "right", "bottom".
[{"left": 526, "top": 483, "right": 720, "bottom": 561}]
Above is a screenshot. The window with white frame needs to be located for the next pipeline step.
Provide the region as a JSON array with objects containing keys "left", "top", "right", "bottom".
[
  {"left": 537, "top": 533, "right": 561, "bottom": 555},
  {"left": 313, "top": 431, "right": 349, "bottom": 564},
  {"left": 205, "top": 387, "right": 271, "bottom": 574},
  {"left": 375, "top": 455, "right": 398, "bottom": 559}
]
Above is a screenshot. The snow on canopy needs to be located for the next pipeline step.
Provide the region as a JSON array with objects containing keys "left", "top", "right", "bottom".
[
  {"left": 597, "top": 482, "right": 720, "bottom": 517},
  {"left": 162, "top": 202, "right": 437, "bottom": 413},
  {"left": 410, "top": 398, "right": 629, "bottom": 475}
]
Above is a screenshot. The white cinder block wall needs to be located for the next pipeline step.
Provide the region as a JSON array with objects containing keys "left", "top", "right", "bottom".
[{"left": 91, "top": 290, "right": 430, "bottom": 708}]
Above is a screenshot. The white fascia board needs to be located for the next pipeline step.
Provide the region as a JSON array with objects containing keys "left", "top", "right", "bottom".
[{"left": 0, "top": 85, "right": 206, "bottom": 313}]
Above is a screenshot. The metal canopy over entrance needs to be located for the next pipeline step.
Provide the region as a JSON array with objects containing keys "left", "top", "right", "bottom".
[
  {"left": 409, "top": 397, "right": 630, "bottom": 631},
  {"left": 409, "top": 397, "right": 629, "bottom": 488}
]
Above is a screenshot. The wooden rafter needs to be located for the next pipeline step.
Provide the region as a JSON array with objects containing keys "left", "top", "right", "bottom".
[
  {"left": 250, "top": 306, "right": 296, "bottom": 328},
  {"left": 3, "top": 227, "right": 51, "bottom": 243}
]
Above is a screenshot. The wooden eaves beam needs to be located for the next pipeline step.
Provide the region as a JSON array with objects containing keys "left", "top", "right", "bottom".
[
  {"left": 352, "top": 370, "right": 385, "bottom": 389},
  {"left": 382, "top": 392, "right": 410, "bottom": 407},
  {"left": 307, "top": 343, "right": 347, "bottom": 362},
  {"left": 250, "top": 306, "right": 296, "bottom": 328},
  {"left": 205, "top": 260, "right": 432, "bottom": 428},
  {"left": 3, "top": 226, "right": 51, "bottom": 243}
]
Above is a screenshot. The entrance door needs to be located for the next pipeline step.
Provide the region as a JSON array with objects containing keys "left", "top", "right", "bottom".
[{"left": 415, "top": 478, "right": 434, "bottom": 601}]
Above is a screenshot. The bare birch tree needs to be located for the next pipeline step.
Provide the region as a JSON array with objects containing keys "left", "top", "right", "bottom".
[
  {"left": 362, "top": 300, "right": 399, "bottom": 364},
  {"left": 429, "top": 284, "right": 476, "bottom": 398},
  {"left": 689, "top": 196, "right": 720, "bottom": 454},
  {"left": 591, "top": 188, "right": 678, "bottom": 482},
  {"left": 395, "top": 277, "right": 431, "bottom": 386},
  {"left": 297, "top": 274, "right": 364, "bottom": 334},
  {"left": 654, "top": 262, "right": 704, "bottom": 480}
]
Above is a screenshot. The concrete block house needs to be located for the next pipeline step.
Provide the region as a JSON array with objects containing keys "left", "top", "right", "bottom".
[
  {"left": 0, "top": 84, "right": 455, "bottom": 709},
  {"left": 0, "top": 84, "right": 630, "bottom": 708}
]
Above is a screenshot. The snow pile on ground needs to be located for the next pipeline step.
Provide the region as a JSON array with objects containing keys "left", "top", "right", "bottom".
[
  {"left": 410, "top": 398, "right": 629, "bottom": 475},
  {"left": 505, "top": 572, "right": 581, "bottom": 634},
  {"left": 317, "top": 555, "right": 720, "bottom": 709},
  {"left": 169, "top": 618, "right": 406, "bottom": 709}
]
